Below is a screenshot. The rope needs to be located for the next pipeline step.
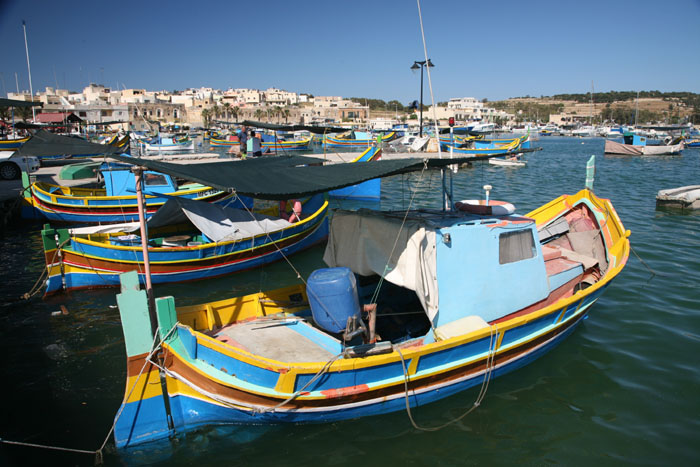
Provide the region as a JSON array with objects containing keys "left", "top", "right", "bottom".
[
  {"left": 0, "top": 323, "right": 178, "bottom": 464},
  {"left": 22, "top": 237, "right": 70, "bottom": 300},
  {"left": 630, "top": 244, "right": 660, "bottom": 281},
  {"left": 147, "top": 346, "right": 343, "bottom": 414},
  {"left": 369, "top": 160, "right": 429, "bottom": 306},
  {"left": 395, "top": 324, "right": 498, "bottom": 432},
  {"left": 416, "top": 0, "right": 441, "bottom": 156}
]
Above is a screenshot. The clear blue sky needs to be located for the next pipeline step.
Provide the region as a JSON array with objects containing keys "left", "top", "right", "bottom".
[{"left": 1, "top": 0, "right": 699, "bottom": 104}]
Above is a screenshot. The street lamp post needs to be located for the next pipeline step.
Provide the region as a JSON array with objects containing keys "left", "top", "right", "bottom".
[{"left": 411, "top": 59, "right": 434, "bottom": 137}]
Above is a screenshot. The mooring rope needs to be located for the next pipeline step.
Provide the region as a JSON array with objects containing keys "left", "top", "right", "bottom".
[
  {"left": 0, "top": 323, "right": 178, "bottom": 464},
  {"left": 22, "top": 237, "right": 70, "bottom": 300},
  {"left": 395, "top": 323, "right": 498, "bottom": 432}
]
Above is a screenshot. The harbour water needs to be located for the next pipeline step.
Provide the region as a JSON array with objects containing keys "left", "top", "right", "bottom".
[{"left": 1, "top": 138, "right": 698, "bottom": 465}]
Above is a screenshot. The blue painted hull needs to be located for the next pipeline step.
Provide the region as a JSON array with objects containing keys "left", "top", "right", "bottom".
[
  {"left": 329, "top": 178, "right": 380, "bottom": 200},
  {"left": 115, "top": 298, "right": 595, "bottom": 449}
]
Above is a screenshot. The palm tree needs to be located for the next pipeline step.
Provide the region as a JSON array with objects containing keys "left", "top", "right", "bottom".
[
  {"left": 223, "top": 103, "right": 232, "bottom": 122},
  {"left": 18, "top": 106, "right": 33, "bottom": 122},
  {"left": 211, "top": 104, "right": 220, "bottom": 123},
  {"left": 230, "top": 106, "right": 240, "bottom": 123},
  {"left": 283, "top": 108, "right": 290, "bottom": 123},
  {"left": 274, "top": 106, "right": 282, "bottom": 123},
  {"left": 254, "top": 108, "right": 264, "bottom": 121},
  {"left": 200, "top": 108, "right": 211, "bottom": 128}
]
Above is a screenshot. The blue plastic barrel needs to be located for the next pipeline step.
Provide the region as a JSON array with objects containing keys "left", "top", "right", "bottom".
[{"left": 306, "top": 267, "right": 360, "bottom": 333}]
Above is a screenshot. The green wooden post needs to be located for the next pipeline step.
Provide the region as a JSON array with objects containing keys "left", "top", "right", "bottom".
[
  {"left": 116, "top": 271, "right": 156, "bottom": 358},
  {"left": 585, "top": 155, "right": 595, "bottom": 191},
  {"left": 156, "top": 296, "right": 178, "bottom": 342}
]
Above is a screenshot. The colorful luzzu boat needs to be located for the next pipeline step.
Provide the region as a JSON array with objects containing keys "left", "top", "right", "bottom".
[
  {"left": 40, "top": 194, "right": 328, "bottom": 294},
  {"left": 261, "top": 137, "right": 311, "bottom": 152},
  {"left": 323, "top": 131, "right": 397, "bottom": 148},
  {"left": 23, "top": 163, "right": 236, "bottom": 224},
  {"left": 604, "top": 133, "right": 684, "bottom": 156},
  {"left": 0, "top": 136, "right": 30, "bottom": 150},
  {"left": 440, "top": 134, "right": 530, "bottom": 156},
  {"left": 112, "top": 155, "right": 629, "bottom": 449},
  {"left": 141, "top": 136, "right": 194, "bottom": 153},
  {"left": 209, "top": 135, "right": 239, "bottom": 147},
  {"left": 329, "top": 146, "right": 382, "bottom": 200}
]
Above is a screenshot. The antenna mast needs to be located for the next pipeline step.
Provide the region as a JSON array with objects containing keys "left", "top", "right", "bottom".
[{"left": 22, "top": 20, "right": 35, "bottom": 122}]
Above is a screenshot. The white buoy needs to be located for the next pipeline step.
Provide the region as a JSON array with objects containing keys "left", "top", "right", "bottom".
[{"left": 483, "top": 184, "right": 492, "bottom": 205}]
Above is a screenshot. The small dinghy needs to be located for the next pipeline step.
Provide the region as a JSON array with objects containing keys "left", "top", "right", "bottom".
[
  {"left": 656, "top": 185, "right": 700, "bottom": 210},
  {"left": 488, "top": 153, "right": 526, "bottom": 167}
]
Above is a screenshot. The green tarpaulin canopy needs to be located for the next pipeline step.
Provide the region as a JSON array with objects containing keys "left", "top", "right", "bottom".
[
  {"left": 17, "top": 129, "right": 124, "bottom": 157},
  {"left": 237, "top": 120, "right": 349, "bottom": 134},
  {"left": 109, "top": 153, "right": 494, "bottom": 200},
  {"left": 0, "top": 97, "right": 43, "bottom": 108}
]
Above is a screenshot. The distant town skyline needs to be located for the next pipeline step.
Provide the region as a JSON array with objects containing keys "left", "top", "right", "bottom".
[{"left": 1, "top": 0, "right": 699, "bottom": 104}]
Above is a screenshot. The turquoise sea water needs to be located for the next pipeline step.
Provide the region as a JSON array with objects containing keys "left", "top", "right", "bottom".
[{"left": 1, "top": 138, "right": 698, "bottom": 465}]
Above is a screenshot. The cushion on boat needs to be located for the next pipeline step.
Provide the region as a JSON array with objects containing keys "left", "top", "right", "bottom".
[
  {"left": 541, "top": 245, "right": 562, "bottom": 261},
  {"left": 566, "top": 229, "right": 608, "bottom": 270},
  {"left": 434, "top": 315, "right": 490, "bottom": 341},
  {"left": 557, "top": 247, "right": 598, "bottom": 270}
]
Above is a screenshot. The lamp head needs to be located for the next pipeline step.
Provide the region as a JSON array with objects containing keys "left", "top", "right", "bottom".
[
  {"left": 410, "top": 62, "right": 420, "bottom": 70},
  {"left": 427, "top": 59, "right": 435, "bottom": 67}
]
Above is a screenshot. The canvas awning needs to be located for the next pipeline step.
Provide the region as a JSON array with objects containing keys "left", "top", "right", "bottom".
[
  {"left": 238, "top": 120, "right": 349, "bottom": 134},
  {"left": 35, "top": 112, "right": 82, "bottom": 124},
  {"left": 109, "top": 153, "right": 500, "bottom": 201},
  {"left": 17, "top": 129, "right": 124, "bottom": 157},
  {"left": 147, "top": 197, "right": 291, "bottom": 242},
  {"left": 0, "top": 97, "right": 43, "bottom": 108},
  {"left": 323, "top": 209, "right": 439, "bottom": 320}
]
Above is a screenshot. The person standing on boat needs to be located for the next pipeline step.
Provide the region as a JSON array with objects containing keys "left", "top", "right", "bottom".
[
  {"left": 238, "top": 126, "right": 248, "bottom": 158},
  {"left": 248, "top": 130, "right": 263, "bottom": 157}
]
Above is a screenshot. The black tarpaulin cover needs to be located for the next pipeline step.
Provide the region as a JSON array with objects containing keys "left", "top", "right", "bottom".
[
  {"left": 0, "top": 97, "right": 43, "bottom": 108},
  {"left": 238, "top": 120, "right": 349, "bottom": 134},
  {"left": 17, "top": 129, "right": 125, "bottom": 157},
  {"left": 109, "top": 154, "right": 485, "bottom": 200}
]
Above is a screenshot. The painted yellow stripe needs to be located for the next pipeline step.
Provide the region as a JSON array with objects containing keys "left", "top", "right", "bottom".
[
  {"left": 70, "top": 200, "right": 328, "bottom": 254},
  {"left": 124, "top": 370, "right": 164, "bottom": 403},
  {"left": 32, "top": 182, "right": 223, "bottom": 203}
]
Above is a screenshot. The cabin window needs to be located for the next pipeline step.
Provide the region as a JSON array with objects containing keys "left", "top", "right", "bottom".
[
  {"left": 499, "top": 230, "right": 536, "bottom": 264},
  {"left": 144, "top": 173, "right": 168, "bottom": 186}
]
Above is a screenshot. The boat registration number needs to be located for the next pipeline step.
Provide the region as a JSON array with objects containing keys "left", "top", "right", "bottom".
[{"left": 198, "top": 189, "right": 220, "bottom": 198}]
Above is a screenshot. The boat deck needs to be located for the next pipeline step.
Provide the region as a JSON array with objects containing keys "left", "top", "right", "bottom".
[{"left": 212, "top": 319, "right": 336, "bottom": 362}]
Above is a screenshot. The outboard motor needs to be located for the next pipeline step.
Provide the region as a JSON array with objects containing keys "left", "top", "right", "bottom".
[{"left": 306, "top": 267, "right": 363, "bottom": 340}]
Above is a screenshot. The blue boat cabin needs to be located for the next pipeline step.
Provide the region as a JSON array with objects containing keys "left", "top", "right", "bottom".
[{"left": 101, "top": 162, "right": 178, "bottom": 196}]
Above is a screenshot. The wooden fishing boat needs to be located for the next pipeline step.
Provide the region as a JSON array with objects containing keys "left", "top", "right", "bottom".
[
  {"left": 209, "top": 135, "right": 239, "bottom": 147},
  {"left": 0, "top": 135, "right": 30, "bottom": 150},
  {"left": 110, "top": 154, "right": 629, "bottom": 449},
  {"left": 141, "top": 137, "right": 194, "bottom": 153},
  {"left": 656, "top": 185, "right": 700, "bottom": 210},
  {"left": 23, "top": 162, "right": 237, "bottom": 224},
  {"left": 40, "top": 194, "right": 328, "bottom": 294},
  {"left": 329, "top": 146, "right": 382, "bottom": 200},
  {"left": 604, "top": 133, "right": 683, "bottom": 155},
  {"left": 441, "top": 134, "right": 529, "bottom": 156},
  {"left": 323, "top": 131, "right": 397, "bottom": 148},
  {"left": 261, "top": 137, "right": 311, "bottom": 152},
  {"left": 488, "top": 153, "right": 526, "bottom": 167}
]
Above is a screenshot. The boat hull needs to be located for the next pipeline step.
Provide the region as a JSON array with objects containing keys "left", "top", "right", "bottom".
[
  {"left": 42, "top": 197, "right": 329, "bottom": 293},
  {"left": 113, "top": 189, "right": 630, "bottom": 449},
  {"left": 24, "top": 184, "right": 235, "bottom": 224},
  {"left": 604, "top": 140, "right": 683, "bottom": 155},
  {"left": 115, "top": 284, "right": 605, "bottom": 448}
]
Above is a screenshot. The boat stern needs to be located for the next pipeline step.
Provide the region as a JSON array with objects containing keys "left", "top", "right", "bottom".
[{"left": 114, "top": 271, "right": 176, "bottom": 449}]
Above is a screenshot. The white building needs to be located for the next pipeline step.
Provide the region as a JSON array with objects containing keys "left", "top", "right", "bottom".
[{"left": 263, "top": 88, "right": 298, "bottom": 105}]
